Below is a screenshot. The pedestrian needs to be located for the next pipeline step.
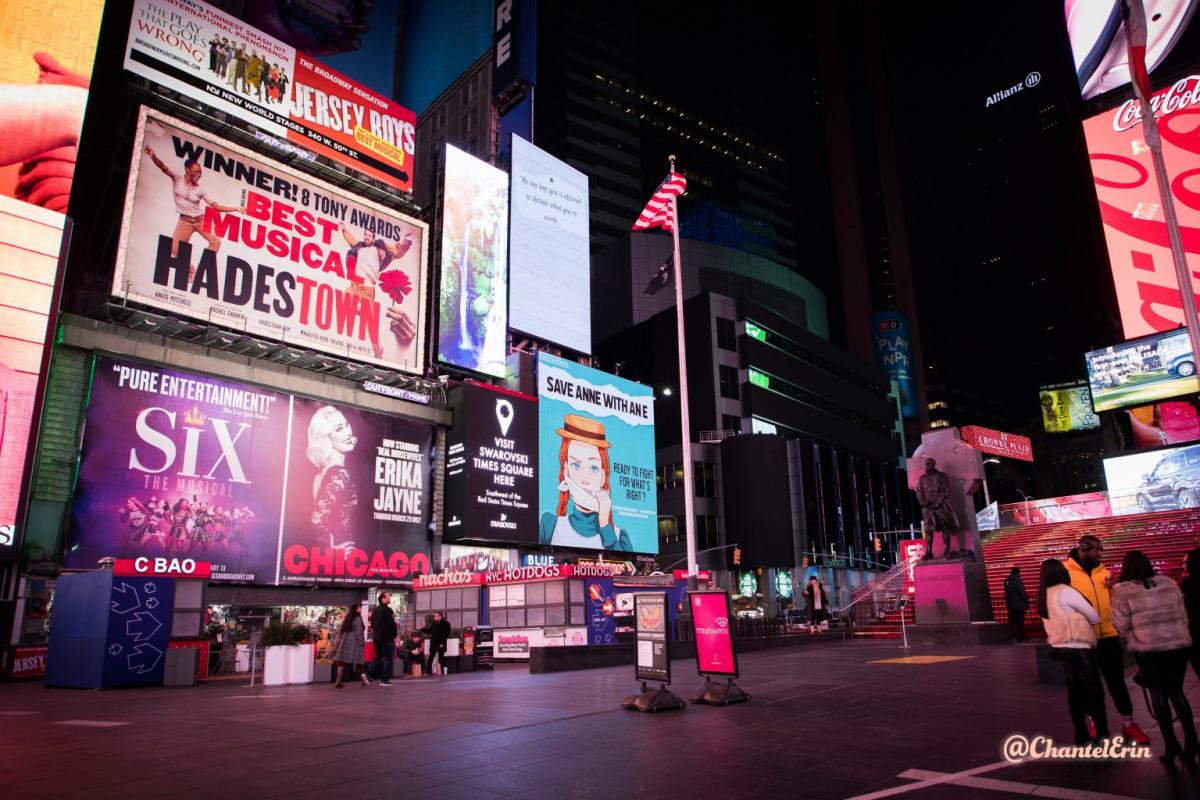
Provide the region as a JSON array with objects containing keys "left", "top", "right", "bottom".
[
  {"left": 1039, "top": 558, "right": 1109, "bottom": 745},
  {"left": 1111, "top": 550, "right": 1198, "bottom": 763},
  {"left": 331, "top": 602, "right": 366, "bottom": 688},
  {"left": 400, "top": 629, "right": 424, "bottom": 677},
  {"left": 426, "top": 611, "right": 451, "bottom": 675},
  {"left": 1004, "top": 566, "right": 1030, "bottom": 642},
  {"left": 1181, "top": 548, "right": 1200, "bottom": 682},
  {"left": 803, "top": 576, "right": 828, "bottom": 633},
  {"left": 1065, "top": 534, "right": 1152, "bottom": 745},
  {"left": 367, "top": 592, "right": 397, "bottom": 685}
]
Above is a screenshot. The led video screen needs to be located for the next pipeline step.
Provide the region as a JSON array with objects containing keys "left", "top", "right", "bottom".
[{"left": 1085, "top": 328, "right": 1198, "bottom": 413}]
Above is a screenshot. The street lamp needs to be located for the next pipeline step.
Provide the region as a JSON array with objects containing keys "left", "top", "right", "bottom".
[{"left": 1016, "top": 489, "right": 1033, "bottom": 524}]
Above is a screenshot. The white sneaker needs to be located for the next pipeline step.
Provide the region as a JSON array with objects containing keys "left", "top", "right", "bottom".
[{"left": 360, "top": 674, "right": 370, "bottom": 686}]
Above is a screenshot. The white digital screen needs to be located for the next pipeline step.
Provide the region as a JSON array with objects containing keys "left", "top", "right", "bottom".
[{"left": 509, "top": 135, "right": 591, "bottom": 353}]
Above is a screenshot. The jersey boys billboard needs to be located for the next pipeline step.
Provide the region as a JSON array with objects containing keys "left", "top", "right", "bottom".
[
  {"left": 115, "top": 109, "right": 429, "bottom": 374},
  {"left": 537, "top": 353, "right": 657, "bottom": 554},
  {"left": 65, "top": 357, "right": 432, "bottom": 586},
  {"left": 1083, "top": 74, "right": 1200, "bottom": 338},
  {"left": 124, "top": 0, "right": 416, "bottom": 190}
]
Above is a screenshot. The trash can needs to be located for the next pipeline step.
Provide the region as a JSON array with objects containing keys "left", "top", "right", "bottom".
[{"left": 474, "top": 625, "right": 494, "bottom": 669}]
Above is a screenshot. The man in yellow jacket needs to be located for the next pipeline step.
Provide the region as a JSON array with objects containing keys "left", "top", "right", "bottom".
[{"left": 1065, "top": 534, "right": 1151, "bottom": 745}]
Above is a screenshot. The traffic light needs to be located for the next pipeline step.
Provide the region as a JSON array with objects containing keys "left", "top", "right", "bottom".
[
  {"left": 732, "top": 547, "right": 742, "bottom": 566},
  {"left": 874, "top": 536, "right": 882, "bottom": 553}
]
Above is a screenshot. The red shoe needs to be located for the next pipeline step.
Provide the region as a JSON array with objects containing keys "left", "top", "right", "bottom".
[{"left": 1122, "top": 722, "right": 1151, "bottom": 746}]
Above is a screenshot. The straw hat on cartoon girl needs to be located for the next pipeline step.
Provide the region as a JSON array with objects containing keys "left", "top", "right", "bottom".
[{"left": 539, "top": 414, "right": 631, "bottom": 551}]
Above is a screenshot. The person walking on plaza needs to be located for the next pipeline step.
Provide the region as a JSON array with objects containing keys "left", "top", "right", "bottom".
[
  {"left": 1182, "top": 548, "right": 1200, "bottom": 682},
  {"left": 1039, "top": 558, "right": 1109, "bottom": 745},
  {"left": 1065, "top": 534, "right": 1152, "bottom": 745},
  {"left": 803, "top": 576, "right": 828, "bottom": 633},
  {"left": 426, "top": 611, "right": 451, "bottom": 675},
  {"left": 1004, "top": 566, "right": 1030, "bottom": 642},
  {"left": 400, "top": 629, "right": 424, "bottom": 678},
  {"left": 368, "top": 592, "right": 397, "bottom": 685},
  {"left": 331, "top": 602, "right": 366, "bottom": 688},
  {"left": 1111, "top": 550, "right": 1198, "bottom": 763}
]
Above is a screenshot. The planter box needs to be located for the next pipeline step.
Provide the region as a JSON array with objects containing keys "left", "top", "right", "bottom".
[
  {"left": 447, "top": 638, "right": 460, "bottom": 657},
  {"left": 314, "top": 662, "right": 335, "bottom": 684},
  {"left": 263, "top": 645, "right": 315, "bottom": 685}
]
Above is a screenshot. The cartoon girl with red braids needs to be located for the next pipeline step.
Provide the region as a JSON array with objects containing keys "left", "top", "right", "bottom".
[{"left": 539, "top": 414, "right": 631, "bottom": 551}]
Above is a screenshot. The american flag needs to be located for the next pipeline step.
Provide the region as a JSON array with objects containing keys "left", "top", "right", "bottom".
[
  {"left": 1123, "top": 0, "right": 1154, "bottom": 103},
  {"left": 1123, "top": 0, "right": 1160, "bottom": 148},
  {"left": 632, "top": 172, "right": 687, "bottom": 232}
]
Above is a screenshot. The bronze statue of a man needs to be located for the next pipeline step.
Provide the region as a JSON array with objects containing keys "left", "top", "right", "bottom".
[{"left": 915, "top": 457, "right": 959, "bottom": 558}]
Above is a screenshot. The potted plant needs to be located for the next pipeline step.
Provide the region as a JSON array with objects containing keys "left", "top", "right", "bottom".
[{"left": 261, "top": 623, "right": 314, "bottom": 685}]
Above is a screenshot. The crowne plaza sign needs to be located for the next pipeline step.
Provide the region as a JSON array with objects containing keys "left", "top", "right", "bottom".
[{"left": 960, "top": 425, "right": 1033, "bottom": 463}]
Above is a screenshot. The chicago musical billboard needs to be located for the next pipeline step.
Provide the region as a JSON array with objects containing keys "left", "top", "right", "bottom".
[
  {"left": 115, "top": 108, "right": 429, "bottom": 374},
  {"left": 65, "top": 356, "right": 433, "bottom": 585}
]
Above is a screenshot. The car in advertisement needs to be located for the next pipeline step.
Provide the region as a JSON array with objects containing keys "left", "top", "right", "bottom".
[{"left": 1106, "top": 443, "right": 1200, "bottom": 515}]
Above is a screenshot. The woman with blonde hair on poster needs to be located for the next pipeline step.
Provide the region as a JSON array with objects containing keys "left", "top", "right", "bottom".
[{"left": 306, "top": 406, "right": 358, "bottom": 557}]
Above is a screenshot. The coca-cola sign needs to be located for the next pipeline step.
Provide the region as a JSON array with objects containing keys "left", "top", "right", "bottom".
[
  {"left": 1085, "top": 75, "right": 1200, "bottom": 338},
  {"left": 1111, "top": 75, "right": 1200, "bottom": 132},
  {"left": 960, "top": 425, "right": 1034, "bottom": 462}
]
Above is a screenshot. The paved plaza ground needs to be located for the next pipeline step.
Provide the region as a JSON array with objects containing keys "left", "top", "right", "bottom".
[{"left": 3, "top": 639, "right": 1199, "bottom": 799}]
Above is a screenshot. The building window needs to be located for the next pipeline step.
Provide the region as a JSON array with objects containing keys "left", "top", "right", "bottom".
[
  {"left": 695, "top": 515, "right": 719, "bottom": 551},
  {"left": 719, "top": 365, "right": 740, "bottom": 399},
  {"left": 695, "top": 462, "right": 716, "bottom": 498},
  {"left": 658, "top": 516, "right": 679, "bottom": 542},
  {"left": 722, "top": 414, "right": 742, "bottom": 434},
  {"left": 716, "top": 317, "right": 736, "bottom": 350},
  {"left": 930, "top": 420, "right": 950, "bottom": 429}
]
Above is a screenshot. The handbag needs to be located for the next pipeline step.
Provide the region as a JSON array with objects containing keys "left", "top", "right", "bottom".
[{"left": 411, "top": 663, "right": 422, "bottom": 677}]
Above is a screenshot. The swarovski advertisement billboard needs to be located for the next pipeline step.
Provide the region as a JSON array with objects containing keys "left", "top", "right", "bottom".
[
  {"left": 438, "top": 145, "right": 510, "bottom": 377},
  {"left": 509, "top": 135, "right": 591, "bottom": 354},
  {"left": 1082, "top": 74, "right": 1200, "bottom": 338},
  {"left": 444, "top": 383, "right": 538, "bottom": 543},
  {"left": 537, "top": 353, "right": 657, "bottom": 554},
  {"left": 124, "top": 0, "right": 417, "bottom": 190},
  {"left": 1085, "top": 328, "right": 1198, "bottom": 413},
  {"left": 65, "top": 356, "right": 433, "bottom": 585},
  {"left": 115, "top": 108, "right": 429, "bottom": 374}
]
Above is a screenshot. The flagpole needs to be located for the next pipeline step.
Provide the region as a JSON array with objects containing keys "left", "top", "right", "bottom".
[
  {"left": 668, "top": 155, "right": 699, "bottom": 581},
  {"left": 1126, "top": 0, "right": 1200, "bottom": 371}
]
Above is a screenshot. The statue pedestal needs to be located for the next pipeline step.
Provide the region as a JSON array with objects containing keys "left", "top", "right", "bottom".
[{"left": 913, "top": 561, "right": 993, "bottom": 624}]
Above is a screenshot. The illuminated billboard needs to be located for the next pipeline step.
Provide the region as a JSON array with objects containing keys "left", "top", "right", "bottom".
[
  {"left": 1125, "top": 399, "right": 1200, "bottom": 449},
  {"left": 1082, "top": 74, "right": 1200, "bottom": 338},
  {"left": 1066, "top": 0, "right": 1200, "bottom": 100},
  {"left": 509, "top": 135, "right": 591, "bottom": 353},
  {"left": 537, "top": 353, "right": 657, "bottom": 554},
  {"left": 1085, "top": 328, "right": 1198, "bottom": 413},
  {"left": 0, "top": 199, "right": 65, "bottom": 557},
  {"left": 124, "top": 0, "right": 416, "bottom": 191},
  {"left": 444, "top": 383, "right": 538, "bottom": 543},
  {"left": 1103, "top": 442, "right": 1200, "bottom": 515},
  {"left": 66, "top": 356, "right": 433, "bottom": 585},
  {"left": 0, "top": 1, "right": 102, "bottom": 212},
  {"left": 437, "top": 145, "right": 509, "bottom": 377},
  {"left": 870, "top": 311, "right": 916, "bottom": 418},
  {"left": 1039, "top": 382, "right": 1100, "bottom": 433},
  {"left": 960, "top": 425, "right": 1033, "bottom": 462},
  {"left": 114, "top": 108, "right": 429, "bottom": 374}
]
